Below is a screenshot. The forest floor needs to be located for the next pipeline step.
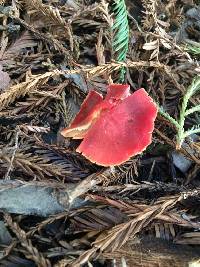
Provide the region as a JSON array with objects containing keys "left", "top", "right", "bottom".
[{"left": 0, "top": 0, "right": 200, "bottom": 266}]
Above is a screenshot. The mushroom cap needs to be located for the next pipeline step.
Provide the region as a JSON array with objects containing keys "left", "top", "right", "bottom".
[
  {"left": 76, "top": 89, "right": 158, "bottom": 166},
  {"left": 105, "top": 84, "right": 131, "bottom": 102},
  {"left": 60, "top": 84, "right": 131, "bottom": 139},
  {"left": 60, "top": 90, "right": 103, "bottom": 139}
]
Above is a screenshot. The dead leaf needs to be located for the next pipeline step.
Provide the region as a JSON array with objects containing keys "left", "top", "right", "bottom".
[
  {"left": 0, "top": 65, "right": 11, "bottom": 92},
  {"left": 157, "top": 19, "right": 170, "bottom": 27},
  {"left": 143, "top": 40, "right": 158, "bottom": 50},
  {"left": 1, "top": 31, "right": 37, "bottom": 65}
]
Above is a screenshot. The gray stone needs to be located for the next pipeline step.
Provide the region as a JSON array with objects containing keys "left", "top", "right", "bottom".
[
  {"left": 0, "top": 221, "right": 12, "bottom": 245},
  {"left": 172, "top": 152, "right": 192, "bottom": 173},
  {"left": 0, "top": 181, "right": 64, "bottom": 216},
  {"left": 0, "top": 180, "right": 91, "bottom": 217}
]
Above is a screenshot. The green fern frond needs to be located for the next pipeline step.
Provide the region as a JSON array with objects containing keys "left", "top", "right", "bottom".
[{"left": 112, "top": 0, "right": 129, "bottom": 81}]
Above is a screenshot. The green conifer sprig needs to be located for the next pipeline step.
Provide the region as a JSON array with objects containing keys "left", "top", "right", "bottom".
[
  {"left": 112, "top": 0, "right": 129, "bottom": 81},
  {"left": 159, "top": 76, "right": 200, "bottom": 148}
]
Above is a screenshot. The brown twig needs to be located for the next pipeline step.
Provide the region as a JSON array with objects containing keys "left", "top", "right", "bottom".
[{"left": 4, "top": 213, "right": 51, "bottom": 267}]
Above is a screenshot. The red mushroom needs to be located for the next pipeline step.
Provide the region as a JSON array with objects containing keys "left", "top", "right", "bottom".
[
  {"left": 105, "top": 84, "right": 131, "bottom": 102},
  {"left": 61, "top": 90, "right": 103, "bottom": 139},
  {"left": 61, "top": 85, "right": 158, "bottom": 166}
]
